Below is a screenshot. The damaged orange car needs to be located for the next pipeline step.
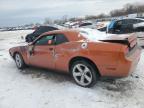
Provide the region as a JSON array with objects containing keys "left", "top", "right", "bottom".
[{"left": 9, "top": 28, "right": 141, "bottom": 87}]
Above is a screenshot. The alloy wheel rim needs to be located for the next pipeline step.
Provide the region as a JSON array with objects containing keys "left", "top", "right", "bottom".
[
  {"left": 72, "top": 64, "right": 92, "bottom": 86},
  {"left": 15, "top": 54, "right": 22, "bottom": 68}
]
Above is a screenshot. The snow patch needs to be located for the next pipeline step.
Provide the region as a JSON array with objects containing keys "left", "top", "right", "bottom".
[{"left": 78, "top": 28, "right": 113, "bottom": 41}]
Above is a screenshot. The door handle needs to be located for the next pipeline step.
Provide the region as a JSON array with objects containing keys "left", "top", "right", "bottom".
[{"left": 49, "top": 48, "right": 53, "bottom": 51}]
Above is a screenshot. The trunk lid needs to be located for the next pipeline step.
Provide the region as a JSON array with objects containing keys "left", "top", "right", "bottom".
[
  {"left": 79, "top": 28, "right": 137, "bottom": 51},
  {"left": 100, "top": 33, "right": 137, "bottom": 51}
]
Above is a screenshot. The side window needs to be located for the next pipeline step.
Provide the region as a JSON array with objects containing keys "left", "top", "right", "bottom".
[
  {"left": 80, "top": 23, "right": 92, "bottom": 27},
  {"left": 132, "top": 19, "right": 138, "bottom": 24},
  {"left": 115, "top": 20, "right": 123, "bottom": 29},
  {"left": 121, "top": 20, "right": 126, "bottom": 24},
  {"left": 124, "top": 19, "right": 137, "bottom": 24},
  {"left": 120, "top": 20, "right": 128, "bottom": 28},
  {"left": 124, "top": 19, "right": 130, "bottom": 24},
  {"left": 55, "top": 34, "right": 68, "bottom": 45},
  {"left": 127, "top": 19, "right": 137, "bottom": 24},
  {"left": 137, "top": 19, "right": 144, "bottom": 23},
  {"left": 35, "top": 35, "right": 54, "bottom": 45}
]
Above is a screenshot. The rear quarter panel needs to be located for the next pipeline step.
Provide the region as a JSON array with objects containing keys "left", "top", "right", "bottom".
[
  {"left": 55, "top": 40, "right": 123, "bottom": 76},
  {"left": 87, "top": 42, "right": 123, "bottom": 76}
]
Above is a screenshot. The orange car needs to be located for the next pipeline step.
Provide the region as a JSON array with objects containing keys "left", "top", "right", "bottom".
[{"left": 9, "top": 29, "right": 141, "bottom": 87}]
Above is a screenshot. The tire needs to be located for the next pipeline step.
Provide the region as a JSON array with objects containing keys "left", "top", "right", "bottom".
[
  {"left": 14, "top": 53, "right": 26, "bottom": 69},
  {"left": 70, "top": 60, "right": 99, "bottom": 87}
]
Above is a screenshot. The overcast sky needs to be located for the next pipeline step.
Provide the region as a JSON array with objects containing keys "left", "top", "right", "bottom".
[{"left": 0, "top": 0, "right": 144, "bottom": 27}]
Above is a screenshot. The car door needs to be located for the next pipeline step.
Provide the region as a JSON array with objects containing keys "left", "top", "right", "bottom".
[
  {"left": 28, "top": 34, "right": 55, "bottom": 69},
  {"left": 54, "top": 34, "right": 69, "bottom": 72}
]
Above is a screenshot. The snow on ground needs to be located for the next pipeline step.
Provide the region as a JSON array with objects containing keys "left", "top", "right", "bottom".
[{"left": 0, "top": 30, "right": 144, "bottom": 108}]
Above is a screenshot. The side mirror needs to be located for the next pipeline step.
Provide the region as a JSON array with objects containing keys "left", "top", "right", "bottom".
[{"left": 48, "top": 40, "right": 52, "bottom": 45}]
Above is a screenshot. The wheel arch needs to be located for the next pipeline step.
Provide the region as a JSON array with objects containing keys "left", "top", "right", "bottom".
[{"left": 69, "top": 56, "right": 101, "bottom": 76}]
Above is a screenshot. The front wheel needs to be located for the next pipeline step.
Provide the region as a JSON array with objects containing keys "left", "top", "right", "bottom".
[
  {"left": 14, "top": 53, "right": 26, "bottom": 69},
  {"left": 71, "top": 60, "right": 99, "bottom": 87}
]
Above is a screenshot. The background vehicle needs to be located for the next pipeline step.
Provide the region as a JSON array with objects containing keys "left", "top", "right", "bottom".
[
  {"left": 79, "top": 21, "right": 109, "bottom": 32},
  {"left": 25, "top": 26, "right": 59, "bottom": 43},
  {"left": 9, "top": 29, "right": 141, "bottom": 87},
  {"left": 79, "top": 22, "right": 93, "bottom": 28},
  {"left": 107, "top": 18, "right": 144, "bottom": 47},
  {"left": 107, "top": 18, "right": 144, "bottom": 34}
]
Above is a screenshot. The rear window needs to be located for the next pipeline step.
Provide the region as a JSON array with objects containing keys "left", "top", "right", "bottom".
[{"left": 55, "top": 34, "right": 68, "bottom": 45}]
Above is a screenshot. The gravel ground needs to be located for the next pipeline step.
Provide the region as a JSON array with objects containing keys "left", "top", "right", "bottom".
[{"left": 0, "top": 30, "right": 144, "bottom": 108}]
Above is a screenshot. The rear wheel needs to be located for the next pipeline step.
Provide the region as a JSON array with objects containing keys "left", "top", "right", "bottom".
[
  {"left": 14, "top": 53, "right": 26, "bottom": 69},
  {"left": 71, "top": 60, "right": 99, "bottom": 87}
]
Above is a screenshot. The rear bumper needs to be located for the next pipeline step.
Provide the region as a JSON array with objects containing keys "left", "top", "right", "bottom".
[
  {"left": 117, "top": 46, "right": 141, "bottom": 77},
  {"left": 99, "top": 46, "right": 141, "bottom": 77}
]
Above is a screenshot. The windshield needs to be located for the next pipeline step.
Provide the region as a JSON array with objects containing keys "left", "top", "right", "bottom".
[{"left": 108, "top": 20, "right": 116, "bottom": 29}]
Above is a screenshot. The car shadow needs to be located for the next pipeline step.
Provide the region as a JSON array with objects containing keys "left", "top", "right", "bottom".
[
  {"left": 18, "top": 66, "right": 138, "bottom": 95},
  {"left": 19, "top": 66, "right": 74, "bottom": 84}
]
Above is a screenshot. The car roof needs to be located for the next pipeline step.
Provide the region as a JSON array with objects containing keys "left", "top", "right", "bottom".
[
  {"left": 39, "top": 29, "right": 81, "bottom": 41},
  {"left": 41, "top": 28, "right": 112, "bottom": 42},
  {"left": 38, "top": 25, "right": 66, "bottom": 29},
  {"left": 38, "top": 26, "right": 58, "bottom": 29},
  {"left": 43, "top": 29, "right": 78, "bottom": 34}
]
